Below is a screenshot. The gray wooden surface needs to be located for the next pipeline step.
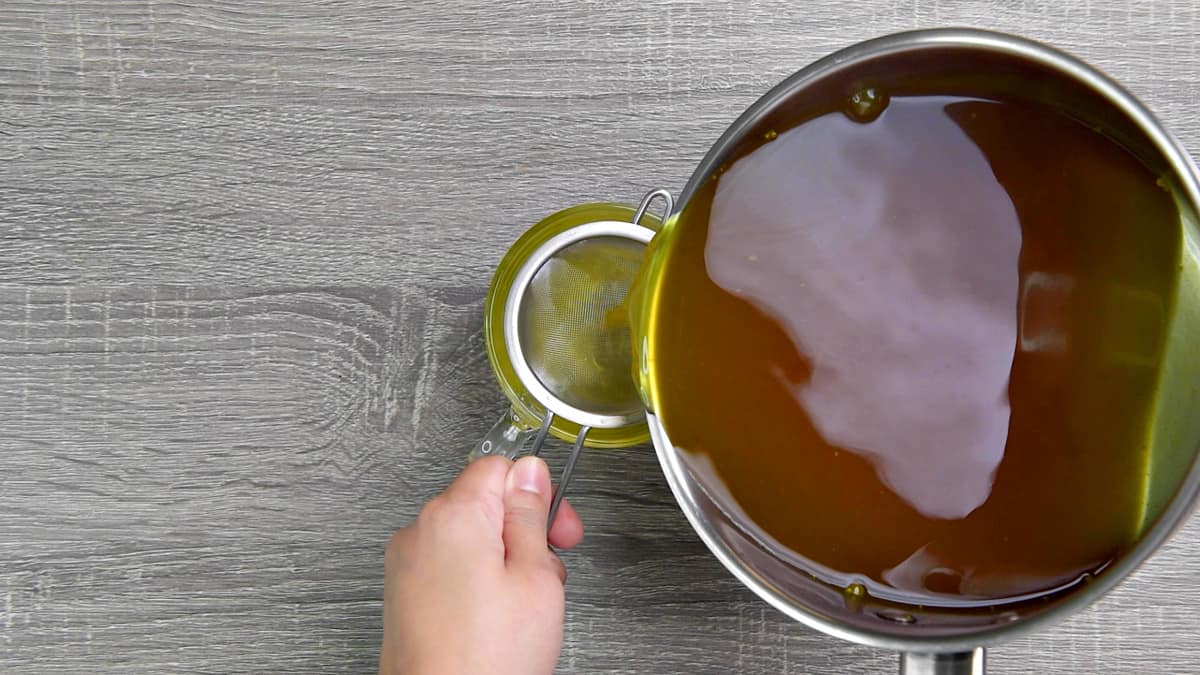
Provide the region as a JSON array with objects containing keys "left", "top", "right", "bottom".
[{"left": 1, "top": 1, "right": 1198, "bottom": 673}]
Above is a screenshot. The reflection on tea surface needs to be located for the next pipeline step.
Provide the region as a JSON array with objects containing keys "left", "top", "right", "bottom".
[{"left": 653, "top": 92, "right": 1180, "bottom": 604}]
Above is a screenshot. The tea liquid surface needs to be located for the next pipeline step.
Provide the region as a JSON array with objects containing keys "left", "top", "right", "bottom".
[{"left": 651, "top": 92, "right": 1181, "bottom": 603}]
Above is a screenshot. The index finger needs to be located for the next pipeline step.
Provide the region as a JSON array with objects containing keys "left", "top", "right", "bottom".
[{"left": 548, "top": 497, "right": 584, "bottom": 550}]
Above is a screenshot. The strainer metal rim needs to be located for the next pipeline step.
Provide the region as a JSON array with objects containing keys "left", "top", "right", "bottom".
[{"left": 502, "top": 219, "right": 655, "bottom": 430}]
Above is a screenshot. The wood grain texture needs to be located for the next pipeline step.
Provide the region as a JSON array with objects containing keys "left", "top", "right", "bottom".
[{"left": 1, "top": 1, "right": 1199, "bottom": 672}]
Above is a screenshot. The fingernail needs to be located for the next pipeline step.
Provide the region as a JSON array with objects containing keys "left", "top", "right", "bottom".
[{"left": 507, "top": 456, "right": 545, "bottom": 495}]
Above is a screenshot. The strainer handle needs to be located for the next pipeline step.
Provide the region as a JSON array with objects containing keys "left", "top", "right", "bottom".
[{"left": 469, "top": 409, "right": 534, "bottom": 462}]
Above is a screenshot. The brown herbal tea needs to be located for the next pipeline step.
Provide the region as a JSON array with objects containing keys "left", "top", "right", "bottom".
[{"left": 649, "top": 64, "right": 1182, "bottom": 605}]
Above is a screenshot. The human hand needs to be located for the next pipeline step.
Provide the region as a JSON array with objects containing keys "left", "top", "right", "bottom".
[{"left": 380, "top": 455, "right": 585, "bottom": 675}]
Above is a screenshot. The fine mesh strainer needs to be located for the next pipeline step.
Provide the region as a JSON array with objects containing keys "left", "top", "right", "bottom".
[{"left": 472, "top": 190, "right": 673, "bottom": 526}]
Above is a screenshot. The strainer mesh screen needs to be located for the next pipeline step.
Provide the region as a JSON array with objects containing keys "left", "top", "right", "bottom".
[{"left": 517, "top": 236, "right": 645, "bottom": 417}]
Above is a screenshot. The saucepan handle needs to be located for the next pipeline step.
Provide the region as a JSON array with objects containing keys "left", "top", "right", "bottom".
[{"left": 900, "top": 649, "right": 985, "bottom": 675}]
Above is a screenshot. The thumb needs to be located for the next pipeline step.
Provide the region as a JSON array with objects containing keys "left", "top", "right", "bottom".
[{"left": 502, "top": 456, "right": 553, "bottom": 571}]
